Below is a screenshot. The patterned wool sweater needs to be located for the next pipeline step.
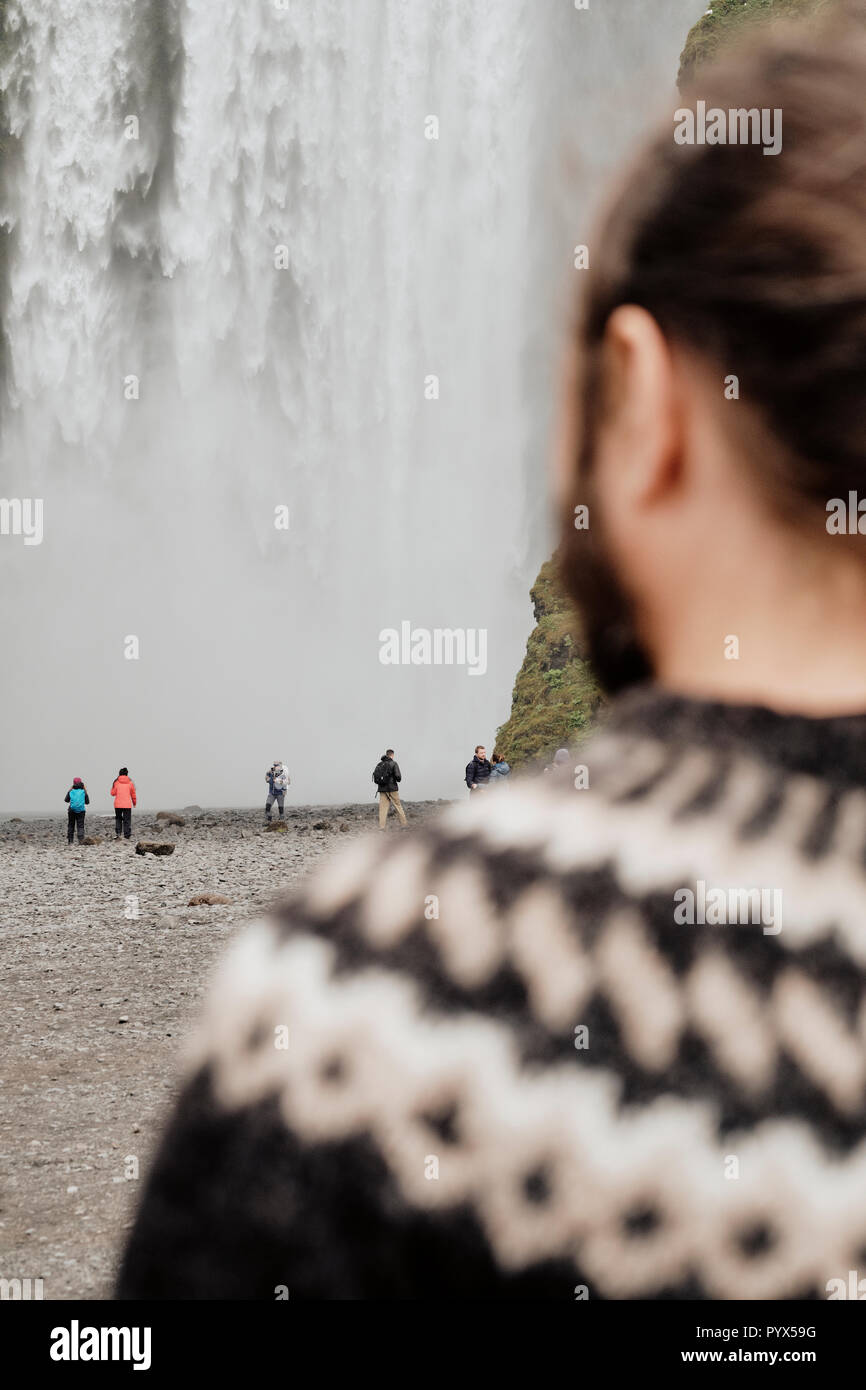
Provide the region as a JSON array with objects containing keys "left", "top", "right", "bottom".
[{"left": 117, "top": 686, "right": 866, "bottom": 1300}]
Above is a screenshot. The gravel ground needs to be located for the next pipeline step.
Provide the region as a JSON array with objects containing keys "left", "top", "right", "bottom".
[{"left": 0, "top": 800, "right": 444, "bottom": 1299}]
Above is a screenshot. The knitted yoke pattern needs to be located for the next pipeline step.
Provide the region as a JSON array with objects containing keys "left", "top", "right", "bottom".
[{"left": 117, "top": 685, "right": 866, "bottom": 1299}]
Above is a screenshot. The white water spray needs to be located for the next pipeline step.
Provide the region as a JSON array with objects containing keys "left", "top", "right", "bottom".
[{"left": 0, "top": 0, "right": 702, "bottom": 811}]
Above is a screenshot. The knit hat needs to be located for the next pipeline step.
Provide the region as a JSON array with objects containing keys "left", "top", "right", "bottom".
[{"left": 73, "top": 777, "right": 83, "bottom": 786}]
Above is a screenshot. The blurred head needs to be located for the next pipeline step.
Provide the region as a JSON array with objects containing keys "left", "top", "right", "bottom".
[
  {"left": 559, "top": 2, "right": 866, "bottom": 713},
  {"left": 72, "top": 777, "right": 83, "bottom": 786},
  {"left": 119, "top": 767, "right": 128, "bottom": 776},
  {"left": 385, "top": 749, "right": 394, "bottom": 758},
  {"left": 475, "top": 745, "right": 486, "bottom": 759}
]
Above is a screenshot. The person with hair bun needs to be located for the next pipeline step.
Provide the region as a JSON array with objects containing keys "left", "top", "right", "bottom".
[{"left": 119, "top": 4, "right": 866, "bottom": 1300}]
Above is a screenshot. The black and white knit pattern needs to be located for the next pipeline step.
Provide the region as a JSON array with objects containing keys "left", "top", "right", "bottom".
[{"left": 117, "top": 686, "right": 866, "bottom": 1299}]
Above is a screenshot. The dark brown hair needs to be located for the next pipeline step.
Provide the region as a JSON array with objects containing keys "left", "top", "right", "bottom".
[
  {"left": 576, "top": 0, "right": 866, "bottom": 514},
  {"left": 559, "top": 2, "right": 866, "bottom": 693}
]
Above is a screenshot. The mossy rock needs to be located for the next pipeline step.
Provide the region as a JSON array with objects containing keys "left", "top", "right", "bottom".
[
  {"left": 495, "top": 556, "right": 602, "bottom": 769},
  {"left": 678, "top": 0, "right": 833, "bottom": 89}
]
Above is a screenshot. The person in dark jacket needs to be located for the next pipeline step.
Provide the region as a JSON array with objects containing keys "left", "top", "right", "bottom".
[
  {"left": 64, "top": 777, "right": 89, "bottom": 844},
  {"left": 465, "top": 745, "right": 491, "bottom": 792},
  {"left": 373, "top": 749, "right": 407, "bottom": 828}
]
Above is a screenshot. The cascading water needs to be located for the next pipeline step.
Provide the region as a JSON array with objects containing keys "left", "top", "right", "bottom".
[{"left": 0, "top": 0, "right": 702, "bottom": 811}]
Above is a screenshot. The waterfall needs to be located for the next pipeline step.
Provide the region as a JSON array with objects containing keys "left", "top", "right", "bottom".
[{"left": 0, "top": 0, "right": 702, "bottom": 811}]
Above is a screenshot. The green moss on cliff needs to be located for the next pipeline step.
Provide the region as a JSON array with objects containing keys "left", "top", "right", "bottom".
[
  {"left": 678, "top": 0, "right": 833, "bottom": 89},
  {"left": 494, "top": 557, "right": 602, "bottom": 767}
]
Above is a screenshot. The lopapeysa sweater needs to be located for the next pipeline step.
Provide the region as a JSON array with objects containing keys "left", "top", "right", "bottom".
[{"left": 117, "top": 685, "right": 866, "bottom": 1299}]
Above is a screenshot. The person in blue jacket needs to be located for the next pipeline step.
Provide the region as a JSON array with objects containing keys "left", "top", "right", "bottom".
[
  {"left": 490, "top": 752, "right": 511, "bottom": 786},
  {"left": 64, "top": 777, "right": 90, "bottom": 845}
]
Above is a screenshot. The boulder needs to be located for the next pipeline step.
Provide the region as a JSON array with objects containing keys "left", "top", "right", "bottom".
[
  {"left": 135, "top": 841, "right": 175, "bottom": 857},
  {"left": 312, "top": 820, "right": 330, "bottom": 831},
  {"left": 156, "top": 812, "right": 186, "bottom": 826}
]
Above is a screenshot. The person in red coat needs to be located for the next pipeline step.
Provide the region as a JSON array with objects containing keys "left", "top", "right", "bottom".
[{"left": 110, "top": 766, "right": 137, "bottom": 840}]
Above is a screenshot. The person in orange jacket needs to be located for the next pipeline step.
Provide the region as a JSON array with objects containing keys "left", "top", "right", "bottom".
[{"left": 110, "top": 766, "right": 137, "bottom": 840}]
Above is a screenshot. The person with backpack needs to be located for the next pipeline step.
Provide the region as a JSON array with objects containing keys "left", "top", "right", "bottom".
[
  {"left": 465, "top": 744, "right": 492, "bottom": 793},
  {"left": 265, "top": 760, "right": 290, "bottom": 822},
  {"left": 373, "top": 749, "right": 407, "bottom": 828},
  {"left": 489, "top": 751, "right": 511, "bottom": 786},
  {"left": 64, "top": 777, "right": 89, "bottom": 844},
  {"left": 110, "top": 767, "right": 137, "bottom": 840}
]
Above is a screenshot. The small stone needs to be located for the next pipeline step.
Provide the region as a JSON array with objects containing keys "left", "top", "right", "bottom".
[{"left": 117, "top": 1016, "right": 129, "bottom": 1024}]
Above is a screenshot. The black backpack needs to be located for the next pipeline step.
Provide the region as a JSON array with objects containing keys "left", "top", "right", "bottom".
[{"left": 373, "top": 760, "right": 391, "bottom": 789}]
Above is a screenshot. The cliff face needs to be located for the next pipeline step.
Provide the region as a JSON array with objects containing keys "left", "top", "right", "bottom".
[
  {"left": 497, "top": 0, "right": 827, "bottom": 769},
  {"left": 679, "top": 0, "right": 832, "bottom": 90},
  {"left": 494, "top": 556, "right": 602, "bottom": 766}
]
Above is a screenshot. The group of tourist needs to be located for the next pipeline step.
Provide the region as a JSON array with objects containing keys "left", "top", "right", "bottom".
[{"left": 62, "top": 768, "right": 137, "bottom": 844}]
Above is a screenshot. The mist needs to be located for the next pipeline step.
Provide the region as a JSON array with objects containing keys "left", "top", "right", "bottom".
[{"left": 0, "top": 0, "right": 703, "bottom": 814}]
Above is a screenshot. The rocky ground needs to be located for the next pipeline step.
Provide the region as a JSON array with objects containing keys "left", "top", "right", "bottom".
[{"left": 0, "top": 800, "right": 445, "bottom": 1299}]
